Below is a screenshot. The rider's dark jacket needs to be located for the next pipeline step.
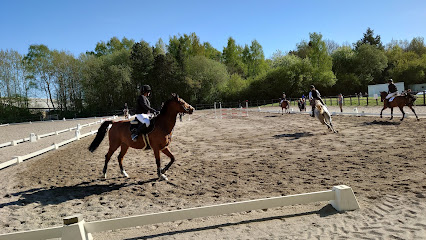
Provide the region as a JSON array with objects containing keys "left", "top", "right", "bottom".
[
  {"left": 136, "top": 95, "right": 156, "bottom": 114},
  {"left": 388, "top": 83, "right": 397, "bottom": 93},
  {"left": 311, "top": 89, "right": 322, "bottom": 100}
]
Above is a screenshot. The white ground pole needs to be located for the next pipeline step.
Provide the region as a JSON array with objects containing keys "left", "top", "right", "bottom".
[
  {"left": 0, "top": 185, "right": 359, "bottom": 240},
  {"left": 214, "top": 102, "right": 217, "bottom": 118}
]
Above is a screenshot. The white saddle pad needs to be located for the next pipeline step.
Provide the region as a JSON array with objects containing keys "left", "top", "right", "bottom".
[{"left": 389, "top": 97, "right": 395, "bottom": 102}]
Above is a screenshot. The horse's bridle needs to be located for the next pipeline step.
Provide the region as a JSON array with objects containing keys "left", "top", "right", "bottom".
[{"left": 178, "top": 99, "right": 192, "bottom": 113}]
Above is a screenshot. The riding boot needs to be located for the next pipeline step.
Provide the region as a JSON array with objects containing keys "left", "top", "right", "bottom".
[{"left": 131, "top": 123, "right": 147, "bottom": 142}]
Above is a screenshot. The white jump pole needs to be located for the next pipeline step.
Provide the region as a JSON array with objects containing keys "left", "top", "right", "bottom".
[
  {"left": 220, "top": 102, "right": 222, "bottom": 119},
  {"left": 214, "top": 102, "right": 217, "bottom": 119}
]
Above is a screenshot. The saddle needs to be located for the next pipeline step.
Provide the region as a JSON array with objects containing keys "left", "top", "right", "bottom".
[{"left": 130, "top": 115, "right": 156, "bottom": 135}]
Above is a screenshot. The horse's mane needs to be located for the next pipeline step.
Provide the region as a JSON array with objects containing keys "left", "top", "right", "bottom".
[{"left": 160, "top": 96, "right": 178, "bottom": 115}]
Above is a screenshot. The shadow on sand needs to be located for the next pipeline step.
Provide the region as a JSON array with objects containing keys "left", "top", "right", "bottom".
[
  {"left": 0, "top": 178, "right": 158, "bottom": 208},
  {"left": 273, "top": 132, "right": 314, "bottom": 140},
  {"left": 363, "top": 120, "right": 401, "bottom": 126}
]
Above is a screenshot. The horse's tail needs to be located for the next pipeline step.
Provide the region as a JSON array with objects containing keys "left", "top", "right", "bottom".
[{"left": 88, "top": 120, "right": 113, "bottom": 152}]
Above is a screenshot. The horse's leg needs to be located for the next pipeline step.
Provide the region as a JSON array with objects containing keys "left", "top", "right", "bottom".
[
  {"left": 399, "top": 106, "right": 405, "bottom": 121},
  {"left": 380, "top": 106, "right": 387, "bottom": 118},
  {"left": 326, "top": 114, "right": 337, "bottom": 133},
  {"left": 103, "top": 140, "right": 120, "bottom": 179},
  {"left": 390, "top": 107, "right": 393, "bottom": 120},
  {"left": 160, "top": 147, "right": 175, "bottom": 174},
  {"left": 117, "top": 143, "right": 129, "bottom": 178},
  {"left": 154, "top": 149, "right": 168, "bottom": 180},
  {"left": 409, "top": 106, "right": 419, "bottom": 121}
]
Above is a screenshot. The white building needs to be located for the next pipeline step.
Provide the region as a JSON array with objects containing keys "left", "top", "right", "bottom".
[{"left": 368, "top": 82, "right": 405, "bottom": 98}]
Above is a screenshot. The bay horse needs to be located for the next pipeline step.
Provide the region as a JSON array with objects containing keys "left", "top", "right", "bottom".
[
  {"left": 380, "top": 91, "right": 418, "bottom": 121},
  {"left": 88, "top": 93, "right": 194, "bottom": 180},
  {"left": 280, "top": 100, "right": 290, "bottom": 114},
  {"left": 314, "top": 100, "right": 337, "bottom": 133}
]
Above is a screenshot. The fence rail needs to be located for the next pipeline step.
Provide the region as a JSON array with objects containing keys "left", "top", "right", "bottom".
[
  {"left": 0, "top": 185, "right": 359, "bottom": 240},
  {"left": 0, "top": 118, "right": 120, "bottom": 171},
  {"left": 0, "top": 116, "right": 115, "bottom": 149},
  {"left": 194, "top": 92, "right": 426, "bottom": 111}
]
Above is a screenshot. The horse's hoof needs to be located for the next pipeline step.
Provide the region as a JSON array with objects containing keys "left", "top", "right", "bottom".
[
  {"left": 159, "top": 174, "right": 168, "bottom": 181},
  {"left": 122, "top": 170, "right": 129, "bottom": 178}
]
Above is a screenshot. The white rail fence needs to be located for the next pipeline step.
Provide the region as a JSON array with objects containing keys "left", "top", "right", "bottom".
[
  {"left": 0, "top": 116, "right": 119, "bottom": 170},
  {"left": 0, "top": 185, "right": 359, "bottom": 240},
  {"left": 252, "top": 107, "right": 426, "bottom": 118},
  {"left": 0, "top": 116, "right": 117, "bottom": 149}
]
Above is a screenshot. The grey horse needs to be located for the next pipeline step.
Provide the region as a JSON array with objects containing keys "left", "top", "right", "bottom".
[{"left": 314, "top": 100, "right": 337, "bottom": 133}]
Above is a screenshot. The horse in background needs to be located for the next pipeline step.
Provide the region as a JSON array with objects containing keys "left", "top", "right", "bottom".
[
  {"left": 280, "top": 100, "right": 290, "bottom": 114},
  {"left": 314, "top": 100, "right": 337, "bottom": 133},
  {"left": 88, "top": 93, "right": 194, "bottom": 181},
  {"left": 380, "top": 91, "right": 418, "bottom": 121}
]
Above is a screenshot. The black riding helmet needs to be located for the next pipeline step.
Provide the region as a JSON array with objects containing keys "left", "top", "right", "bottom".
[{"left": 141, "top": 85, "right": 152, "bottom": 94}]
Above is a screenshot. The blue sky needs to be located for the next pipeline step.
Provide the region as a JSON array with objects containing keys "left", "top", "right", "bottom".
[{"left": 1, "top": 0, "right": 426, "bottom": 59}]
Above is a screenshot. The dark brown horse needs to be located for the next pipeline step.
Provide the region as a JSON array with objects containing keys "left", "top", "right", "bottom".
[
  {"left": 88, "top": 94, "right": 194, "bottom": 180},
  {"left": 280, "top": 100, "right": 290, "bottom": 114},
  {"left": 380, "top": 91, "right": 418, "bottom": 121}
]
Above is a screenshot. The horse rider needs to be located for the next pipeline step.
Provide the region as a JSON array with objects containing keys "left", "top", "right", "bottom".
[
  {"left": 385, "top": 79, "right": 398, "bottom": 107},
  {"left": 280, "top": 92, "right": 287, "bottom": 104},
  {"left": 123, "top": 103, "right": 129, "bottom": 119},
  {"left": 131, "top": 85, "right": 159, "bottom": 141},
  {"left": 309, "top": 85, "right": 325, "bottom": 117}
]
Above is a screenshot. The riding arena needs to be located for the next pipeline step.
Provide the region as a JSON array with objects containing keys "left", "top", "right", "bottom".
[{"left": 0, "top": 103, "right": 425, "bottom": 239}]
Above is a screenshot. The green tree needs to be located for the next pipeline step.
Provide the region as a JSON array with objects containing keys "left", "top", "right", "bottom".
[
  {"left": 391, "top": 51, "right": 426, "bottom": 85},
  {"left": 153, "top": 38, "right": 166, "bottom": 57},
  {"left": 24, "top": 44, "right": 56, "bottom": 109},
  {"left": 247, "top": 54, "right": 313, "bottom": 99},
  {"left": 203, "top": 42, "right": 221, "bottom": 61},
  {"left": 354, "top": 27, "right": 384, "bottom": 50},
  {"left": 222, "top": 37, "right": 246, "bottom": 76},
  {"left": 51, "top": 50, "right": 83, "bottom": 110},
  {"left": 331, "top": 46, "right": 359, "bottom": 94},
  {"left": 167, "top": 33, "right": 205, "bottom": 69},
  {"left": 0, "top": 49, "right": 32, "bottom": 106},
  {"left": 354, "top": 44, "right": 388, "bottom": 85},
  {"left": 148, "top": 53, "right": 182, "bottom": 107},
  {"left": 87, "top": 37, "right": 135, "bottom": 57},
  {"left": 185, "top": 55, "right": 229, "bottom": 103},
  {"left": 130, "top": 41, "right": 154, "bottom": 88},
  {"left": 81, "top": 49, "right": 132, "bottom": 112},
  {"left": 406, "top": 37, "right": 426, "bottom": 56},
  {"left": 243, "top": 40, "right": 269, "bottom": 78},
  {"left": 306, "top": 32, "right": 336, "bottom": 88}
]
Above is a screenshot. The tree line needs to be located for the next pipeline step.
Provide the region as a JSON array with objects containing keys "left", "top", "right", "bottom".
[{"left": 1, "top": 28, "right": 426, "bottom": 117}]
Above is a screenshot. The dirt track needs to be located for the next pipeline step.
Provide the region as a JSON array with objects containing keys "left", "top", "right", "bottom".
[{"left": 0, "top": 109, "right": 425, "bottom": 239}]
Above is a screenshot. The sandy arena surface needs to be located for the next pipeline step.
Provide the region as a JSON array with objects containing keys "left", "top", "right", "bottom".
[{"left": 0, "top": 106, "right": 425, "bottom": 239}]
